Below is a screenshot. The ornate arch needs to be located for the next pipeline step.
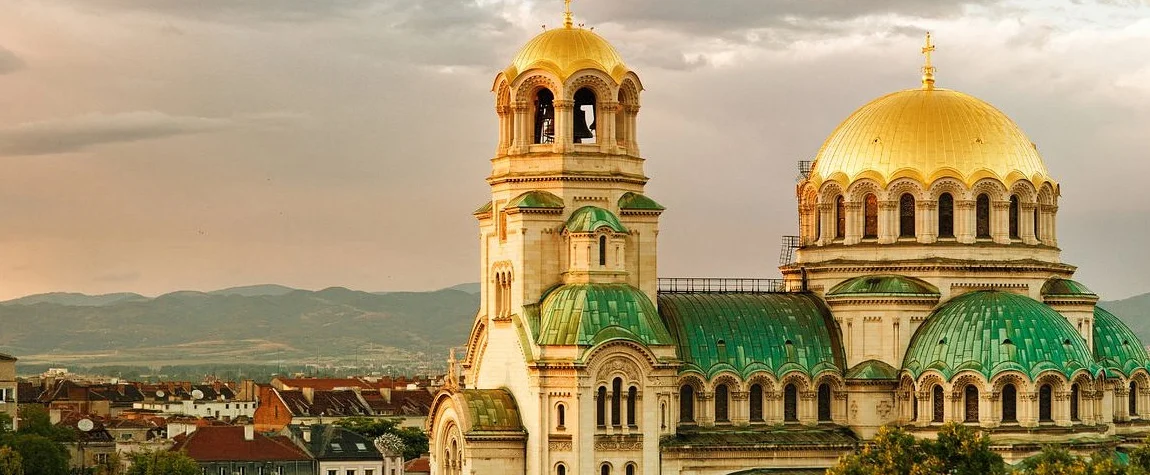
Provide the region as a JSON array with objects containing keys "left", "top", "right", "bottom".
[
  {"left": 513, "top": 74, "right": 559, "bottom": 103},
  {"left": 916, "top": 372, "right": 947, "bottom": 395},
  {"left": 950, "top": 371, "right": 987, "bottom": 397},
  {"left": 819, "top": 181, "right": 846, "bottom": 205},
  {"left": 746, "top": 372, "right": 778, "bottom": 393},
  {"left": 814, "top": 372, "right": 845, "bottom": 392},
  {"left": 990, "top": 371, "right": 1029, "bottom": 393},
  {"left": 565, "top": 71, "right": 616, "bottom": 103},
  {"left": 1034, "top": 371, "right": 1068, "bottom": 393},
  {"left": 464, "top": 319, "right": 488, "bottom": 368},
  {"left": 779, "top": 371, "right": 812, "bottom": 392},
  {"left": 495, "top": 79, "right": 511, "bottom": 109},
  {"left": 618, "top": 77, "right": 641, "bottom": 106},
  {"left": 970, "top": 178, "right": 1008, "bottom": 201},
  {"left": 847, "top": 179, "right": 884, "bottom": 202},
  {"left": 678, "top": 373, "right": 705, "bottom": 392},
  {"left": 710, "top": 372, "right": 743, "bottom": 392},
  {"left": 887, "top": 178, "right": 926, "bottom": 201},
  {"left": 929, "top": 177, "right": 968, "bottom": 201},
  {"left": 1037, "top": 183, "right": 1056, "bottom": 205},
  {"left": 590, "top": 353, "right": 645, "bottom": 388},
  {"left": 583, "top": 339, "right": 660, "bottom": 367},
  {"left": 1009, "top": 180, "right": 1037, "bottom": 203},
  {"left": 1130, "top": 370, "right": 1150, "bottom": 390}
]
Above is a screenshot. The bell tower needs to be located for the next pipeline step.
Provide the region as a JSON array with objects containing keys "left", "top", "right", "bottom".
[{"left": 468, "top": 7, "right": 662, "bottom": 388}]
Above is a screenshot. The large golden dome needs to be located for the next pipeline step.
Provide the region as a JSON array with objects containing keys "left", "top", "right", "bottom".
[
  {"left": 810, "top": 88, "right": 1053, "bottom": 188},
  {"left": 505, "top": 25, "right": 629, "bottom": 83}
]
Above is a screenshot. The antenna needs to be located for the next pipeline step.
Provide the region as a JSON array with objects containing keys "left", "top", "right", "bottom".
[
  {"left": 191, "top": 389, "right": 205, "bottom": 400},
  {"left": 156, "top": 390, "right": 165, "bottom": 398},
  {"left": 77, "top": 418, "right": 94, "bottom": 432}
]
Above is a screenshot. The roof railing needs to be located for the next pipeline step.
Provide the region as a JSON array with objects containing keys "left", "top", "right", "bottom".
[
  {"left": 657, "top": 278, "right": 790, "bottom": 294},
  {"left": 797, "top": 160, "right": 813, "bottom": 182},
  {"left": 779, "top": 235, "right": 801, "bottom": 265}
]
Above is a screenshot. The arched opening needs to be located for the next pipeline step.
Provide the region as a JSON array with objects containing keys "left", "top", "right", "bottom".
[
  {"left": 557, "top": 403, "right": 566, "bottom": 429},
  {"left": 625, "top": 464, "right": 636, "bottom": 475},
  {"left": 1034, "top": 205, "right": 1042, "bottom": 241},
  {"left": 596, "top": 386, "right": 607, "bottom": 427},
  {"left": 615, "top": 90, "right": 627, "bottom": 145},
  {"left": 749, "top": 384, "right": 764, "bottom": 422},
  {"left": 1070, "top": 384, "right": 1080, "bottom": 421},
  {"left": 817, "top": 383, "right": 832, "bottom": 422},
  {"left": 863, "top": 193, "right": 879, "bottom": 239},
  {"left": 1130, "top": 381, "right": 1139, "bottom": 416},
  {"left": 600, "top": 464, "right": 611, "bottom": 475},
  {"left": 533, "top": 89, "right": 555, "bottom": 144},
  {"left": 1009, "top": 195, "right": 1020, "bottom": 239},
  {"left": 964, "top": 385, "right": 979, "bottom": 423},
  {"left": 557, "top": 464, "right": 567, "bottom": 475},
  {"left": 715, "top": 384, "right": 730, "bottom": 423},
  {"left": 835, "top": 195, "right": 846, "bottom": 239},
  {"left": 932, "top": 385, "right": 944, "bottom": 423},
  {"left": 912, "top": 392, "right": 919, "bottom": 421},
  {"left": 784, "top": 384, "right": 799, "bottom": 423},
  {"left": 626, "top": 386, "right": 637, "bottom": 426},
  {"left": 1002, "top": 383, "right": 1018, "bottom": 423},
  {"left": 1039, "top": 384, "right": 1053, "bottom": 422},
  {"left": 899, "top": 193, "right": 916, "bottom": 238},
  {"left": 660, "top": 402, "right": 666, "bottom": 429},
  {"left": 573, "top": 88, "right": 597, "bottom": 144},
  {"left": 611, "top": 377, "right": 622, "bottom": 427},
  {"left": 679, "top": 385, "right": 695, "bottom": 424},
  {"left": 976, "top": 193, "right": 991, "bottom": 239},
  {"left": 938, "top": 193, "right": 955, "bottom": 238},
  {"left": 598, "top": 235, "right": 607, "bottom": 266}
]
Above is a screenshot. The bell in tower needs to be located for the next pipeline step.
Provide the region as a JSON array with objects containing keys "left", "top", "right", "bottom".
[
  {"left": 573, "top": 88, "right": 596, "bottom": 143},
  {"left": 534, "top": 89, "right": 556, "bottom": 144}
]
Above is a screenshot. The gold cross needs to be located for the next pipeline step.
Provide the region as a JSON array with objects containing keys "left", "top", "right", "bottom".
[
  {"left": 564, "top": 0, "right": 574, "bottom": 27},
  {"left": 921, "top": 32, "right": 937, "bottom": 90}
]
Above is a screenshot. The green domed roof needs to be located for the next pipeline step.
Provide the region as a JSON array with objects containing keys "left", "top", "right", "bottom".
[
  {"left": 618, "top": 192, "right": 665, "bottom": 211},
  {"left": 460, "top": 389, "right": 523, "bottom": 433},
  {"left": 537, "top": 283, "right": 671, "bottom": 348},
  {"left": 1093, "top": 306, "right": 1149, "bottom": 377},
  {"left": 846, "top": 360, "right": 899, "bottom": 380},
  {"left": 657, "top": 293, "right": 843, "bottom": 379},
  {"left": 827, "top": 274, "right": 939, "bottom": 297},
  {"left": 903, "top": 291, "right": 1096, "bottom": 380},
  {"left": 506, "top": 190, "right": 564, "bottom": 210},
  {"left": 565, "top": 206, "right": 627, "bottom": 233},
  {"left": 1041, "top": 278, "right": 1097, "bottom": 298}
]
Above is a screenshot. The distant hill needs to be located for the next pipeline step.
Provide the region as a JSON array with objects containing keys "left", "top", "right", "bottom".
[
  {"left": 442, "top": 283, "right": 480, "bottom": 294},
  {"left": 2, "top": 292, "right": 150, "bottom": 307},
  {"left": 0, "top": 285, "right": 479, "bottom": 367},
  {"left": 1100, "top": 293, "right": 1150, "bottom": 343}
]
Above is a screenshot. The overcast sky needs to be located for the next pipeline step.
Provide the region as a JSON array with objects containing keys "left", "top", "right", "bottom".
[{"left": 0, "top": 0, "right": 1147, "bottom": 301}]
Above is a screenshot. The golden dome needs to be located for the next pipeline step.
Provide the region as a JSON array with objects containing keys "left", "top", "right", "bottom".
[
  {"left": 810, "top": 88, "right": 1053, "bottom": 189},
  {"left": 505, "top": 25, "right": 629, "bottom": 84}
]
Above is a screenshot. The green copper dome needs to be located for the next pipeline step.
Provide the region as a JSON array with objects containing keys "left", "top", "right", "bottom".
[
  {"left": 657, "top": 293, "right": 843, "bottom": 379},
  {"left": 1041, "top": 278, "right": 1097, "bottom": 298},
  {"left": 618, "top": 192, "right": 665, "bottom": 211},
  {"left": 506, "top": 190, "right": 564, "bottom": 210},
  {"left": 846, "top": 360, "right": 899, "bottom": 380},
  {"left": 1093, "top": 306, "right": 1149, "bottom": 377},
  {"left": 903, "top": 290, "right": 1096, "bottom": 380},
  {"left": 460, "top": 389, "right": 523, "bottom": 433},
  {"left": 826, "top": 274, "right": 939, "bottom": 297},
  {"left": 565, "top": 206, "right": 628, "bottom": 233},
  {"left": 537, "top": 283, "right": 672, "bottom": 348}
]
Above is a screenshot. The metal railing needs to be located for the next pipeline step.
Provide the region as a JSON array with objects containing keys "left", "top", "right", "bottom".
[
  {"left": 779, "top": 235, "right": 801, "bottom": 265},
  {"left": 797, "top": 160, "right": 813, "bottom": 182},
  {"left": 657, "top": 278, "right": 789, "bottom": 294}
]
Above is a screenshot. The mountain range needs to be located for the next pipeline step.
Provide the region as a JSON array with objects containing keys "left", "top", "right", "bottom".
[{"left": 0, "top": 284, "right": 1145, "bottom": 370}]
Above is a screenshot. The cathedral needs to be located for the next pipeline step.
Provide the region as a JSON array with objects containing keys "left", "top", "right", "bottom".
[{"left": 426, "top": 7, "right": 1150, "bottom": 475}]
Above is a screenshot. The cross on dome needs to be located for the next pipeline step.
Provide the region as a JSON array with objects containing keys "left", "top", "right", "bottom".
[
  {"left": 564, "top": 0, "right": 574, "bottom": 28},
  {"left": 921, "top": 32, "right": 937, "bottom": 90}
]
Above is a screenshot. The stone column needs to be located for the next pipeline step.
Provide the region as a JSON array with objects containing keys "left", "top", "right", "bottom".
[
  {"left": 800, "top": 389, "right": 818, "bottom": 426},
  {"left": 512, "top": 101, "right": 531, "bottom": 153},
  {"left": 553, "top": 99, "right": 573, "bottom": 153},
  {"left": 918, "top": 200, "right": 937, "bottom": 243},
  {"left": 1022, "top": 390, "right": 1038, "bottom": 427},
  {"left": 625, "top": 104, "right": 640, "bottom": 156},
  {"left": 957, "top": 200, "right": 976, "bottom": 243},
  {"left": 844, "top": 203, "right": 863, "bottom": 245},
  {"left": 599, "top": 100, "right": 618, "bottom": 151},
  {"left": 817, "top": 204, "right": 834, "bottom": 245},
  {"left": 992, "top": 200, "right": 1011, "bottom": 244},
  {"left": 1020, "top": 203, "right": 1038, "bottom": 245},
  {"left": 766, "top": 390, "right": 783, "bottom": 424},
  {"left": 980, "top": 393, "right": 995, "bottom": 427},
  {"left": 732, "top": 391, "right": 749, "bottom": 426},
  {"left": 698, "top": 391, "right": 714, "bottom": 427},
  {"left": 1055, "top": 391, "right": 1071, "bottom": 426},
  {"left": 879, "top": 200, "right": 898, "bottom": 244},
  {"left": 1046, "top": 204, "right": 1059, "bottom": 247}
]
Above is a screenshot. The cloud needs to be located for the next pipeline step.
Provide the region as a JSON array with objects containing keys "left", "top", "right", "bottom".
[
  {"left": 64, "top": 0, "right": 378, "bottom": 22},
  {"left": 0, "top": 46, "right": 25, "bottom": 74},
  {"left": 0, "top": 111, "right": 297, "bottom": 156}
]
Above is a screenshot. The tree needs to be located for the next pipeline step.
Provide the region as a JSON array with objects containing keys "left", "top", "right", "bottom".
[
  {"left": 0, "top": 447, "right": 21, "bottom": 475},
  {"left": 828, "top": 426, "right": 930, "bottom": 475},
  {"left": 125, "top": 450, "right": 199, "bottom": 475},
  {"left": 334, "top": 417, "right": 428, "bottom": 460},
  {"left": 392, "top": 425, "right": 429, "bottom": 461},
  {"left": 828, "top": 424, "right": 1003, "bottom": 475},
  {"left": 6, "top": 434, "right": 68, "bottom": 475},
  {"left": 15, "top": 406, "right": 72, "bottom": 442},
  {"left": 923, "top": 423, "right": 1005, "bottom": 475}
]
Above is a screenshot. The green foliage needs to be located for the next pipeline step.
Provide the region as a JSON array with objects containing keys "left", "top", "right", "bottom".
[
  {"left": 15, "top": 406, "right": 73, "bottom": 442},
  {"left": 334, "top": 418, "right": 428, "bottom": 461},
  {"left": 1019, "top": 446, "right": 1128, "bottom": 475},
  {"left": 4, "top": 434, "right": 68, "bottom": 475},
  {"left": 828, "top": 424, "right": 1003, "bottom": 475},
  {"left": 125, "top": 450, "right": 199, "bottom": 475},
  {"left": 0, "top": 447, "right": 22, "bottom": 475}
]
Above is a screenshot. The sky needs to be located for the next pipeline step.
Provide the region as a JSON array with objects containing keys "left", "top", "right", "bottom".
[{"left": 0, "top": 0, "right": 1147, "bottom": 300}]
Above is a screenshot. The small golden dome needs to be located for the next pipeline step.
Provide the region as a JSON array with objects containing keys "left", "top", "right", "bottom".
[
  {"left": 505, "top": 26, "right": 629, "bottom": 84},
  {"left": 810, "top": 88, "right": 1052, "bottom": 188}
]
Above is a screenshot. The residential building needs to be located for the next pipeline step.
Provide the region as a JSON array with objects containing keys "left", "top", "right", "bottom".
[
  {"left": 284, "top": 424, "right": 403, "bottom": 475},
  {"left": 171, "top": 424, "right": 314, "bottom": 474}
]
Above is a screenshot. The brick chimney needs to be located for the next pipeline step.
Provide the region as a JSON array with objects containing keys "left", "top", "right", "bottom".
[
  {"left": 302, "top": 387, "right": 315, "bottom": 404},
  {"left": 301, "top": 425, "right": 312, "bottom": 443}
]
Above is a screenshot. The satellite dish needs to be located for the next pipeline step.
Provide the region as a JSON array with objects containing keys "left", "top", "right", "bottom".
[
  {"left": 191, "top": 389, "right": 204, "bottom": 400},
  {"left": 156, "top": 390, "right": 166, "bottom": 398},
  {"left": 77, "top": 418, "right": 94, "bottom": 432}
]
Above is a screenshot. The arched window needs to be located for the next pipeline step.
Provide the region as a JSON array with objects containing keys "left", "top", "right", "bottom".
[
  {"left": 715, "top": 384, "right": 730, "bottom": 423},
  {"left": 660, "top": 402, "right": 666, "bottom": 429},
  {"left": 784, "top": 384, "right": 799, "bottom": 422},
  {"left": 912, "top": 392, "right": 918, "bottom": 421},
  {"left": 557, "top": 403, "right": 566, "bottom": 429},
  {"left": 573, "top": 88, "right": 596, "bottom": 144},
  {"left": 596, "top": 386, "right": 607, "bottom": 427},
  {"left": 598, "top": 235, "right": 607, "bottom": 266},
  {"left": 626, "top": 386, "right": 637, "bottom": 426},
  {"left": 938, "top": 193, "right": 955, "bottom": 238},
  {"left": 1039, "top": 384, "right": 1053, "bottom": 422},
  {"left": 1131, "top": 382, "right": 1139, "bottom": 416},
  {"left": 817, "top": 383, "right": 832, "bottom": 422},
  {"left": 534, "top": 89, "right": 555, "bottom": 144},
  {"left": 601, "top": 464, "right": 610, "bottom": 475},
  {"left": 611, "top": 378, "right": 622, "bottom": 427},
  {"left": 964, "top": 385, "right": 979, "bottom": 423},
  {"left": 932, "top": 385, "right": 944, "bottom": 423},
  {"left": 1009, "top": 195, "right": 1020, "bottom": 239},
  {"left": 1002, "top": 383, "right": 1018, "bottom": 423},
  {"left": 899, "top": 193, "right": 916, "bottom": 238},
  {"left": 749, "top": 384, "right": 764, "bottom": 422},
  {"left": 1070, "top": 384, "right": 1080, "bottom": 421},
  {"left": 835, "top": 196, "right": 846, "bottom": 239},
  {"left": 976, "top": 194, "right": 991, "bottom": 239},
  {"left": 679, "top": 385, "right": 695, "bottom": 423},
  {"left": 557, "top": 464, "right": 566, "bottom": 475},
  {"left": 864, "top": 193, "right": 879, "bottom": 239},
  {"left": 1034, "top": 206, "right": 1042, "bottom": 241},
  {"left": 625, "top": 464, "right": 635, "bottom": 475},
  {"left": 615, "top": 90, "right": 627, "bottom": 145}
]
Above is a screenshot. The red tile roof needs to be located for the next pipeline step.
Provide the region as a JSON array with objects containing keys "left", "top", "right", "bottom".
[
  {"left": 405, "top": 457, "right": 431, "bottom": 473},
  {"left": 171, "top": 426, "right": 310, "bottom": 462}
]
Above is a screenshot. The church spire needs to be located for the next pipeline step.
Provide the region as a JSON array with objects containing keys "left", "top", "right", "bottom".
[
  {"left": 564, "top": 0, "right": 574, "bottom": 28},
  {"left": 921, "top": 32, "right": 937, "bottom": 90}
]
